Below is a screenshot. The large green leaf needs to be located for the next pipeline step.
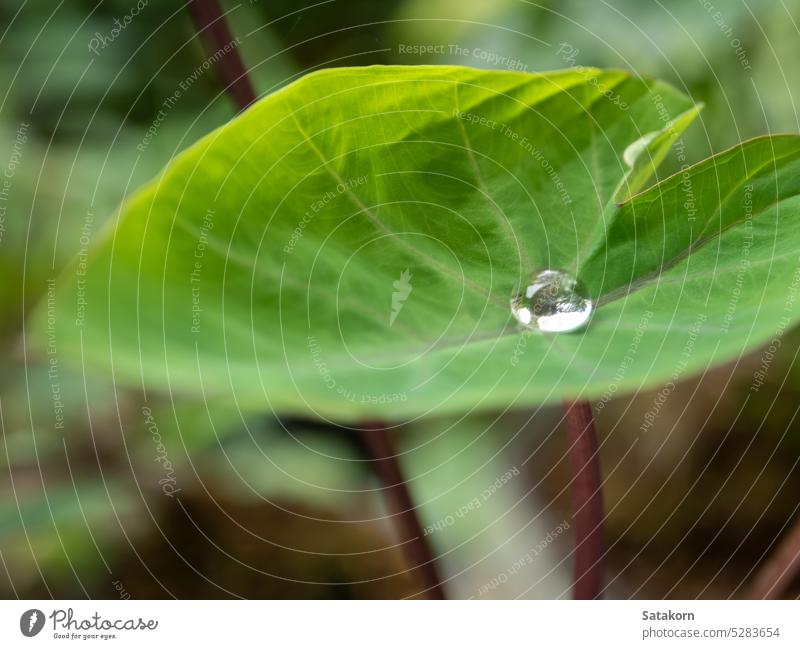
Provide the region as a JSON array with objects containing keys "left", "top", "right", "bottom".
[{"left": 31, "top": 65, "right": 800, "bottom": 420}]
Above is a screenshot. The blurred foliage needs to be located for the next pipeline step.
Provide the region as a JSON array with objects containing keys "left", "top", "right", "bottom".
[{"left": 2, "top": 0, "right": 800, "bottom": 598}]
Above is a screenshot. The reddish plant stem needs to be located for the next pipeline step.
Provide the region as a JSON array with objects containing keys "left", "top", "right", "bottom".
[
  {"left": 563, "top": 400, "right": 605, "bottom": 599},
  {"left": 359, "top": 424, "right": 446, "bottom": 599},
  {"left": 748, "top": 516, "right": 800, "bottom": 599},
  {"left": 186, "top": 0, "right": 256, "bottom": 111}
]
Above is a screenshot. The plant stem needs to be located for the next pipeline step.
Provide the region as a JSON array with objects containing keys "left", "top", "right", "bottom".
[
  {"left": 359, "top": 423, "right": 446, "bottom": 599},
  {"left": 186, "top": 0, "right": 256, "bottom": 111},
  {"left": 563, "top": 400, "right": 604, "bottom": 599},
  {"left": 747, "top": 515, "right": 800, "bottom": 599}
]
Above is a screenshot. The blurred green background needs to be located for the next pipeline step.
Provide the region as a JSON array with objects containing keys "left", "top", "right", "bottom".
[{"left": 2, "top": 0, "right": 800, "bottom": 598}]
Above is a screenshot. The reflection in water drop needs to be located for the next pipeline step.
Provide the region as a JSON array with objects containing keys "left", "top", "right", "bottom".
[{"left": 510, "top": 269, "right": 592, "bottom": 333}]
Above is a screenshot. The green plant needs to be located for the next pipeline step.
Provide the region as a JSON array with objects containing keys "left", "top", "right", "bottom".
[
  {"left": 31, "top": 47, "right": 800, "bottom": 598},
  {"left": 35, "top": 65, "right": 800, "bottom": 417}
]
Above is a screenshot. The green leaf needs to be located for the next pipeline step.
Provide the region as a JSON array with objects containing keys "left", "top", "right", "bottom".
[
  {"left": 612, "top": 104, "right": 703, "bottom": 203},
  {"left": 31, "top": 65, "right": 800, "bottom": 420}
]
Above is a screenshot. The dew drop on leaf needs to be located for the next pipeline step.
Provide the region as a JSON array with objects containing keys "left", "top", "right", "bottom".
[{"left": 510, "top": 269, "right": 593, "bottom": 333}]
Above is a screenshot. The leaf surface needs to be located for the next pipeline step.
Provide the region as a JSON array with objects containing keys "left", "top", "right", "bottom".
[{"left": 34, "top": 65, "right": 800, "bottom": 419}]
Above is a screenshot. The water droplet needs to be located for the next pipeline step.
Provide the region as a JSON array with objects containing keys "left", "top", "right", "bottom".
[{"left": 510, "top": 269, "right": 592, "bottom": 333}]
